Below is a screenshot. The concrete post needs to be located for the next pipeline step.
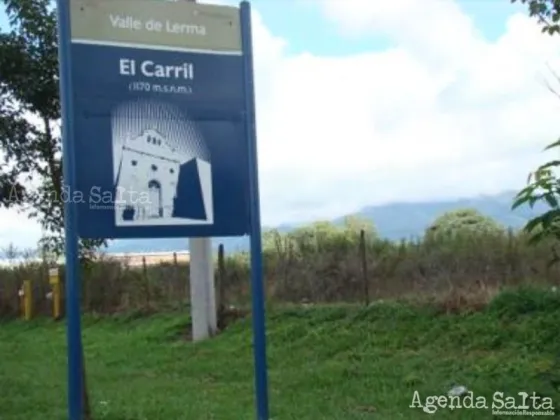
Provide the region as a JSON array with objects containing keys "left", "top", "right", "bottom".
[{"left": 188, "top": 237, "right": 217, "bottom": 341}]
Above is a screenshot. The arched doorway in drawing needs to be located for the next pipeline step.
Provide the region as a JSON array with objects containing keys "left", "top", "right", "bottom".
[{"left": 148, "top": 180, "right": 163, "bottom": 218}]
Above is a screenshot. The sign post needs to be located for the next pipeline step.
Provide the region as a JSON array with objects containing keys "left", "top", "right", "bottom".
[
  {"left": 55, "top": 1, "right": 84, "bottom": 418},
  {"left": 55, "top": 0, "right": 269, "bottom": 419},
  {"left": 240, "top": 3, "right": 270, "bottom": 419}
]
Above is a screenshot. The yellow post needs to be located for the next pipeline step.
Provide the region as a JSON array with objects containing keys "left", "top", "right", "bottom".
[
  {"left": 18, "top": 286, "right": 24, "bottom": 319},
  {"left": 22, "top": 280, "right": 32, "bottom": 321},
  {"left": 49, "top": 267, "right": 61, "bottom": 320}
]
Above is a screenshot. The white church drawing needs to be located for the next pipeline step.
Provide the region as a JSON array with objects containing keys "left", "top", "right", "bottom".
[{"left": 113, "top": 128, "right": 213, "bottom": 226}]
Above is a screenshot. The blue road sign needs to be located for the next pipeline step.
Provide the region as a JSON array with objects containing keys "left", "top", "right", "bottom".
[
  {"left": 56, "top": 1, "right": 269, "bottom": 419},
  {"left": 67, "top": 0, "right": 251, "bottom": 239}
]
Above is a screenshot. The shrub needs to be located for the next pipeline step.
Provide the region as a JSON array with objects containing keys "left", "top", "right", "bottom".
[{"left": 1, "top": 218, "right": 558, "bottom": 318}]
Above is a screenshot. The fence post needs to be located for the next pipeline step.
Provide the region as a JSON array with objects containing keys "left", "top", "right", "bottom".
[
  {"left": 19, "top": 280, "right": 33, "bottom": 320},
  {"left": 506, "top": 227, "right": 516, "bottom": 281},
  {"left": 172, "top": 252, "right": 178, "bottom": 305},
  {"left": 359, "top": 230, "right": 369, "bottom": 306},
  {"left": 142, "top": 256, "right": 150, "bottom": 309},
  {"left": 49, "top": 267, "right": 62, "bottom": 320}
]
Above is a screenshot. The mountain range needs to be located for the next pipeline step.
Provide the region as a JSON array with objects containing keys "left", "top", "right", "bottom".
[{"left": 105, "top": 190, "right": 547, "bottom": 254}]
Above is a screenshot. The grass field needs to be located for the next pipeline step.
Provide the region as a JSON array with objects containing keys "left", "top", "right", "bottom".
[{"left": 1, "top": 288, "right": 560, "bottom": 419}]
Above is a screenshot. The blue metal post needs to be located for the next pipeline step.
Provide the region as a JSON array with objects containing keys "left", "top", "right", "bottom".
[
  {"left": 55, "top": 1, "right": 83, "bottom": 419},
  {"left": 240, "top": 2, "right": 270, "bottom": 419}
]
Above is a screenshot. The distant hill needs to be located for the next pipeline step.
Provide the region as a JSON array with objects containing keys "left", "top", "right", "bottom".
[{"left": 106, "top": 190, "right": 546, "bottom": 253}]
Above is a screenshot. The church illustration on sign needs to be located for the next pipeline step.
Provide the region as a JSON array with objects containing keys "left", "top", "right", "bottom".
[{"left": 113, "top": 128, "right": 213, "bottom": 226}]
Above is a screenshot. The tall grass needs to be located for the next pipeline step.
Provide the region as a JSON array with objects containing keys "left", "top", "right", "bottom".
[{"left": 0, "top": 225, "right": 557, "bottom": 318}]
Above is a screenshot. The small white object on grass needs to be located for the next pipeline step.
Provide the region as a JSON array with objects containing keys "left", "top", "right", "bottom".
[{"left": 448, "top": 385, "right": 468, "bottom": 397}]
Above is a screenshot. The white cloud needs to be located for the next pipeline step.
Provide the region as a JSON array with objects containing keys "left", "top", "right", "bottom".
[
  {"left": 2, "top": 0, "right": 560, "bottom": 248},
  {"left": 255, "top": 1, "right": 560, "bottom": 224},
  {"left": 0, "top": 207, "right": 42, "bottom": 251}
]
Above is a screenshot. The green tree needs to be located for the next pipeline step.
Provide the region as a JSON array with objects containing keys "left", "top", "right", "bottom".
[
  {"left": 0, "top": 0, "right": 104, "bottom": 259},
  {"left": 511, "top": 0, "right": 560, "bottom": 247},
  {"left": 341, "top": 215, "right": 377, "bottom": 237},
  {"left": 289, "top": 221, "right": 341, "bottom": 253},
  {"left": 285, "top": 216, "right": 377, "bottom": 254},
  {"left": 426, "top": 209, "right": 504, "bottom": 239},
  {"left": 512, "top": 0, "right": 560, "bottom": 35}
]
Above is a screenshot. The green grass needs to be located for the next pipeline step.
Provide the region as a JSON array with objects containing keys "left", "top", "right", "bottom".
[{"left": 2, "top": 288, "right": 560, "bottom": 419}]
